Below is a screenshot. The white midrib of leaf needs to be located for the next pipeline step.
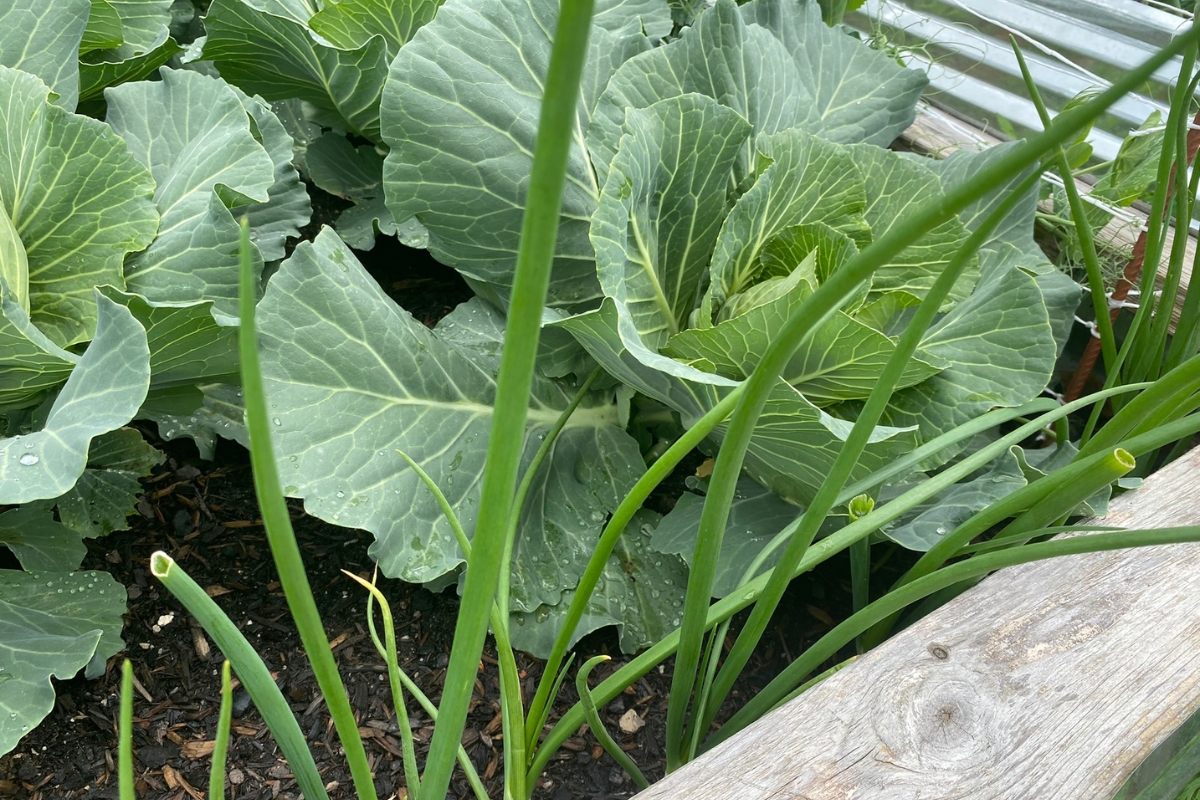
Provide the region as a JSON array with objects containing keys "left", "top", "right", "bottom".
[
  {"left": 299, "top": 384, "right": 620, "bottom": 429},
  {"left": 630, "top": 213, "right": 678, "bottom": 337},
  {"left": 575, "top": 110, "right": 600, "bottom": 201}
]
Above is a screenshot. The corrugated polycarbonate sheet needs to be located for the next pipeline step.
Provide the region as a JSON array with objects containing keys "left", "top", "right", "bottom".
[{"left": 847, "top": 0, "right": 1192, "bottom": 162}]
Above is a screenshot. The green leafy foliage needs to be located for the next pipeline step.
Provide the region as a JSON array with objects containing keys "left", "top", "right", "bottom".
[
  {"left": 0, "top": 0, "right": 1119, "bottom": 763},
  {"left": 364, "top": 0, "right": 1077, "bottom": 650},
  {"left": 381, "top": 0, "right": 664, "bottom": 307},
  {"left": 878, "top": 448, "right": 1027, "bottom": 551},
  {"left": 0, "top": 294, "right": 149, "bottom": 505},
  {"left": 0, "top": 7, "right": 312, "bottom": 755},
  {"left": 378, "top": 0, "right": 938, "bottom": 515},
  {"left": 29, "top": 426, "right": 166, "bottom": 538},
  {"left": 0, "top": 0, "right": 90, "bottom": 109},
  {"left": 255, "top": 230, "right": 650, "bottom": 640},
  {"left": 0, "top": 66, "right": 157, "bottom": 348},
  {"left": 203, "top": 0, "right": 401, "bottom": 141},
  {"left": 106, "top": 68, "right": 279, "bottom": 314},
  {"left": 77, "top": 0, "right": 183, "bottom": 105},
  {"left": 304, "top": 132, "right": 420, "bottom": 251},
  {"left": 0, "top": 507, "right": 87, "bottom": 573},
  {"left": 651, "top": 477, "right": 798, "bottom": 597},
  {"left": 510, "top": 509, "right": 689, "bottom": 655},
  {"left": 0, "top": 569, "right": 127, "bottom": 755}
]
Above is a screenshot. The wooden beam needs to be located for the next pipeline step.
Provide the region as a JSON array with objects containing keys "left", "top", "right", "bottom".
[
  {"left": 903, "top": 104, "right": 1195, "bottom": 331},
  {"left": 633, "top": 445, "right": 1200, "bottom": 799}
]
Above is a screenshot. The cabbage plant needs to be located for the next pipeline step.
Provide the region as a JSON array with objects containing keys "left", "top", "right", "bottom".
[
  {"left": 250, "top": 0, "right": 1081, "bottom": 657},
  {"left": 138, "top": 21, "right": 1200, "bottom": 800}
]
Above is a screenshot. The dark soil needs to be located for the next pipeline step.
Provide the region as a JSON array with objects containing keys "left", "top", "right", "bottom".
[
  {"left": 0, "top": 188, "right": 879, "bottom": 800},
  {"left": 0, "top": 438, "right": 864, "bottom": 800}
]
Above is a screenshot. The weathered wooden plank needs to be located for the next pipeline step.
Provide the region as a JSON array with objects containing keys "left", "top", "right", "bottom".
[
  {"left": 903, "top": 104, "right": 1195, "bottom": 332},
  {"left": 634, "top": 445, "right": 1200, "bottom": 799}
]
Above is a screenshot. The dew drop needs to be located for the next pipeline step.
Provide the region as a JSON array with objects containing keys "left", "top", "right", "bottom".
[
  {"left": 18, "top": 453, "right": 39, "bottom": 466},
  {"left": 272, "top": 418, "right": 282, "bottom": 426},
  {"left": 935, "top": 525, "right": 947, "bottom": 536},
  {"left": 336, "top": 490, "right": 345, "bottom": 498}
]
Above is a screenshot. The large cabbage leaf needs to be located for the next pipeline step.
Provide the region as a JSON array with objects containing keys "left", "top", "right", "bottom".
[
  {"left": 229, "top": 86, "right": 313, "bottom": 263},
  {"left": 698, "top": 128, "right": 871, "bottom": 323},
  {"left": 550, "top": 298, "right": 917, "bottom": 505},
  {"left": 269, "top": 0, "right": 1079, "bottom": 658},
  {"left": 665, "top": 244, "right": 946, "bottom": 404},
  {"left": 25, "top": 426, "right": 165, "bottom": 539},
  {"left": 0, "top": 569, "right": 127, "bottom": 756},
  {"left": 309, "top": 0, "right": 447, "bottom": 56},
  {"left": 380, "top": 0, "right": 671, "bottom": 306},
  {"left": 589, "top": 0, "right": 822, "bottom": 190},
  {"left": 102, "top": 69, "right": 313, "bottom": 325},
  {"left": 0, "top": 292, "right": 149, "bottom": 505},
  {"left": 510, "top": 509, "right": 689, "bottom": 657},
  {"left": 741, "top": 0, "right": 926, "bottom": 146},
  {"left": 0, "top": 278, "right": 77, "bottom": 411},
  {"left": 0, "top": 66, "right": 157, "bottom": 348},
  {"left": 106, "top": 68, "right": 276, "bottom": 315},
  {"left": 651, "top": 477, "right": 798, "bottom": 598},
  {"left": 203, "top": 0, "right": 391, "bottom": 140},
  {"left": 592, "top": 94, "right": 752, "bottom": 351},
  {"left": 0, "top": 0, "right": 89, "bottom": 109},
  {"left": 256, "top": 230, "right": 648, "bottom": 617},
  {"left": 78, "top": 0, "right": 182, "bottom": 106}
]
